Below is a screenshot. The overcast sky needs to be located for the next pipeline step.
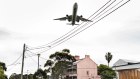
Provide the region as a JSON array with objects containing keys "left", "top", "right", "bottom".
[{"left": 0, "top": 0, "right": 140, "bottom": 77}]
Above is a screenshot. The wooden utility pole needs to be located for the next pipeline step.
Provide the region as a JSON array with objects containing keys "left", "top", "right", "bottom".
[
  {"left": 21, "top": 44, "right": 26, "bottom": 79},
  {"left": 27, "top": 70, "right": 29, "bottom": 79}
]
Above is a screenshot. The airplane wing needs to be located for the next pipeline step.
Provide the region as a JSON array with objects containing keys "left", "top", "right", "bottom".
[
  {"left": 77, "top": 16, "right": 92, "bottom": 22},
  {"left": 80, "top": 17, "right": 92, "bottom": 22},
  {"left": 54, "top": 17, "right": 67, "bottom": 21}
]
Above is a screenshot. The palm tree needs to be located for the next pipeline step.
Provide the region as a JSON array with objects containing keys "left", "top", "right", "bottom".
[{"left": 105, "top": 52, "right": 113, "bottom": 67}]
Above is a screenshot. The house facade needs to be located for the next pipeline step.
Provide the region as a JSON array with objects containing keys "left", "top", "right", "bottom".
[
  {"left": 66, "top": 55, "right": 101, "bottom": 79},
  {"left": 113, "top": 59, "right": 140, "bottom": 79}
]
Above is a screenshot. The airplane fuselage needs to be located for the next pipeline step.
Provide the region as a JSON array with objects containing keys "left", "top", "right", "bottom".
[
  {"left": 72, "top": 3, "right": 78, "bottom": 25},
  {"left": 54, "top": 3, "right": 92, "bottom": 25}
]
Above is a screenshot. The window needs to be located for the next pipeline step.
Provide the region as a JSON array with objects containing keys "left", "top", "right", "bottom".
[{"left": 87, "top": 71, "right": 89, "bottom": 75}]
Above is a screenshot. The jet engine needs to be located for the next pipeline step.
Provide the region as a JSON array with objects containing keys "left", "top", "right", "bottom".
[
  {"left": 66, "top": 15, "right": 69, "bottom": 17},
  {"left": 66, "top": 14, "right": 71, "bottom": 22},
  {"left": 76, "top": 17, "right": 80, "bottom": 22},
  {"left": 76, "top": 15, "right": 83, "bottom": 22}
]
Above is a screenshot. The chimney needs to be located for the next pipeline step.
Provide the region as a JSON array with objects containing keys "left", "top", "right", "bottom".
[
  {"left": 75, "top": 55, "right": 80, "bottom": 61},
  {"left": 85, "top": 55, "right": 90, "bottom": 58}
]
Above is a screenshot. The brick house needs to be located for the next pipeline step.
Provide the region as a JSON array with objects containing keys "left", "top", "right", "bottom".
[{"left": 65, "top": 55, "right": 101, "bottom": 79}]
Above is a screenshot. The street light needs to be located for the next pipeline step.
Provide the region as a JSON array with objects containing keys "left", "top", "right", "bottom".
[{"left": 37, "top": 54, "right": 40, "bottom": 70}]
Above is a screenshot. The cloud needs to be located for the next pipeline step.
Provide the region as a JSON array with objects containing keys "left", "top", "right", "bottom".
[
  {"left": 118, "top": 29, "right": 140, "bottom": 43},
  {"left": 0, "top": 28, "right": 11, "bottom": 39},
  {"left": 112, "top": 17, "right": 140, "bottom": 44}
]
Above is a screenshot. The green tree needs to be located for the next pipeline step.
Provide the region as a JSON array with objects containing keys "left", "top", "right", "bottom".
[
  {"left": 33, "top": 69, "right": 47, "bottom": 79},
  {"left": 44, "top": 60, "right": 54, "bottom": 67},
  {"left": 105, "top": 52, "right": 113, "bottom": 67},
  {"left": 98, "top": 64, "right": 116, "bottom": 79},
  {"left": 0, "top": 61, "right": 7, "bottom": 79},
  {"left": 9, "top": 73, "right": 18, "bottom": 79},
  {"left": 0, "top": 66, "right": 7, "bottom": 79},
  {"left": 28, "top": 74, "right": 33, "bottom": 79},
  {"left": 0, "top": 62, "right": 7, "bottom": 71},
  {"left": 44, "top": 49, "right": 76, "bottom": 79},
  {"left": 9, "top": 73, "right": 33, "bottom": 79}
]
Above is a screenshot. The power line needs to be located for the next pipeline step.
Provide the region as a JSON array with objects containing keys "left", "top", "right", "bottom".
[
  {"left": 26, "top": 0, "right": 114, "bottom": 50},
  {"left": 6, "top": 0, "right": 130, "bottom": 75},
  {"left": 25, "top": 52, "right": 38, "bottom": 64},
  {"left": 26, "top": 49, "right": 48, "bottom": 61},
  {"left": 22, "top": 48, "right": 47, "bottom": 61},
  {"left": 7, "top": 63, "right": 21, "bottom": 72},
  {"left": 26, "top": 0, "right": 115, "bottom": 50},
  {"left": 26, "top": 48, "right": 37, "bottom": 56},
  {"left": 27, "top": 0, "right": 130, "bottom": 54},
  {"left": 37, "top": 0, "right": 130, "bottom": 54},
  {"left": 44, "top": 0, "right": 117, "bottom": 47},
  {"left": 7, "top": 54, "right": 22, "bottom": 66},
  {"left": 7, "top": 54, "right": 22, "bottom": 72}
]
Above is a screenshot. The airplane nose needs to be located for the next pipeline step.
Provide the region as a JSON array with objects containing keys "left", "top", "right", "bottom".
[
  {"left": 75, "top": 3, "right": 77, "bottom": 5},
  {"left": 74, "top": 2, "right": 78, "bottom": 8}
]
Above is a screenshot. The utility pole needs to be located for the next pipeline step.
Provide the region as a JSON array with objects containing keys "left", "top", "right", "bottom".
[
  {"left": 21, "top": 44, "right": 26, "bottom": 79},
  {"left": 37, "top": 54, "right": 40, "bottom": 70},
  {"left": 72, "top": 62, "right": 73, "bottom": 79},
  {"left": 27, "top": 70, "right": 29, "bottom": 79}
]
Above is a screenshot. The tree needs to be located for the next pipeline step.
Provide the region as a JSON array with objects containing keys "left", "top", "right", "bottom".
[
  {"left": 44, "top": 49, "right": 76, "bottom": 79},
  {"left": 44, "top": 60, "right": 54, "bottom": 67},
  {"left": 9, "top": 73, "right": 18, "bottom": 79},
  {"left": 0, "top": 62, "right": 7, "bottom": 71},
  {"left": 9, "top": 73, "right": 33, "bottom": 79},
  {"left": 0, "top": 67, "right": 5, "bottom": 79},
  {"left": 98, "top": 64, "right": 116, "bottom": 79},
  {"left": 62, "top": 49, "right": 70, "bottom": 53},
  {"left": 0, "top": 61, "right": 7, "bottom": 79},
  {"left": 33, "top": 69, "right": 47, "bottom": 79},
  {"left": 105, "top": 52, "right": 113, "bottom": 67},
  {"left": 0, "top": 66, "right": 7, "bottom": 79}
]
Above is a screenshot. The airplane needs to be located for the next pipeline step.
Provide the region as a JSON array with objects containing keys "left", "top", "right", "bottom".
[{"left": 54, "top": 2, "right": 92, "bottom": 25}]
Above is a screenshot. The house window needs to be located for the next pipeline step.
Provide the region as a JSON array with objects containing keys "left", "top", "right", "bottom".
[{"left": 87, "top": 71, "right": 89, "bottom": 75}]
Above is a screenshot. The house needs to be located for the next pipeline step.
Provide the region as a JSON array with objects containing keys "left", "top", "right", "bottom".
[
  {"left": 112, "top": 59, "right": 140, "bottom": 79},
  {"left": 66, "top": 55, "right": 101, "bottom": 79}
]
